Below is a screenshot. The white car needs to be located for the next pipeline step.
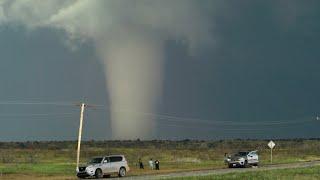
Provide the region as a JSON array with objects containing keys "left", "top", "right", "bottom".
[
  {"left": 225, "top": 151, "right": 259, "bottom": 168},
  {"left": 77, "top": 155, "right": 130, "bottom": 178}
]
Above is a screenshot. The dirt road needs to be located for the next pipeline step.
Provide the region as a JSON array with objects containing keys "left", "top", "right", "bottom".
[{"left": 117, "top": 160, "right": 320, "bottom": 180}]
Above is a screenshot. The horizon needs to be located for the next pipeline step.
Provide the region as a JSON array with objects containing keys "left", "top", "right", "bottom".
[{"left": 1, "top": 137, "right": 320, "bottom": 143}]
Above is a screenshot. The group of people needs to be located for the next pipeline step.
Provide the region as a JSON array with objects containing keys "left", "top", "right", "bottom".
[{"left": 138, "top": 158, "right": 160, "bottom": 170}]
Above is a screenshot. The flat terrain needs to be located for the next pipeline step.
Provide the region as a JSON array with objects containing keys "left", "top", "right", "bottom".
[
  {"left": 0, "top": 139, "right": 319, "bottom": 179},
  {"left": 166, "top": 163, "right": 320, "bottom": 180},
  {"left": 1, "top": 160, "right": 319, "bottom": 179},
  {"left": 122, "top": 160, "right": 320, "bottom": 180}
]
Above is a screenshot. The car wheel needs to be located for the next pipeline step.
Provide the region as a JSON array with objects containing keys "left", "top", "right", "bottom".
[
  {"left": 244, "top": 160, "right": 252, "bottom": 168},
  {"left": 77, "top": 175, "right": 85, "bottom": 179},
  {"left": 244, "top": 160, "right": 249, "bottom": 168},
  {"left": 95, "top": 169, "right": 103, "bottom": 179},
  {"left": 228, "top": 163, "right": 233, "bottom": 168},
  {"left": 118, "top": 167, "right": 126, "bottom": 177}
]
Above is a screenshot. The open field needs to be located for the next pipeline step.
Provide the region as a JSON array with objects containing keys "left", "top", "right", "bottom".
[
  {"left": 1, "top": 161, "right": 320, "bottom": 180},
  {"left": 166, "top": 164, "right": 320, "bottom": 180},
  {"left": 0, "top": 139, "right": 320, "bottom": 179},
  {"left": 121, "top": 160, "right": 320, "bottom": 180}
]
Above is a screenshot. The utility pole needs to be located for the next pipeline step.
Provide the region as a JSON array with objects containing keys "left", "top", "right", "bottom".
[{"left": 76, "top": 103, "right": 86, "bottom": 170}]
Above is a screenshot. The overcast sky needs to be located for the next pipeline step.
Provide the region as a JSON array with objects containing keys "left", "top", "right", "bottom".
[{"left": 0, "top": 0, "right": 319, "bottom": 141}]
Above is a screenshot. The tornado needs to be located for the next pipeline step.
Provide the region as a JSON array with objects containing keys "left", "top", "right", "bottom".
[{"left": 97, "top": 26, "right": 164, "bottom": 139}]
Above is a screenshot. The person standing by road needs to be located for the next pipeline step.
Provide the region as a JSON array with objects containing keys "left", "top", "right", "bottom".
[
  {"left": 138, "top": 158, "right": 144, "bottom": 169},
  {"left": 149, "top": 158, "right": 154, "bottom": 170},
  {"left": 155, "top": 159, "right": 160, "bottom": 170}
]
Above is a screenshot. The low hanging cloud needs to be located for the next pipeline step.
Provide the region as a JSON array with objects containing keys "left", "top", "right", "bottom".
[{"left": 0, "top": 0, "right": 214, "bottom": 139}]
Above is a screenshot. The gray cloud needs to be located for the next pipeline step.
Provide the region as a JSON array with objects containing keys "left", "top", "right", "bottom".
[{"left": 0, "top": 0, "right": 214, "bottom": 139}]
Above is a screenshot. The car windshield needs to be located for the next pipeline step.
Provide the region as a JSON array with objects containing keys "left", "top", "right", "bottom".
[
  {"left": 89, "top": 157, "right": 103, "bottom": 164},
  {"left": 235, "top": 152, "right": 248, "bottom": 156}
]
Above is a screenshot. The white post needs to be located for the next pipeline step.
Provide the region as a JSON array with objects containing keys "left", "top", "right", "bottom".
[
  {"left": 76, "top": 103, "right": 85, "bottom": 170},
  {"left": 270, "top": 148, "right": 273, "bottom": 163},
  {"left": 268, "top": 140, "right": 275, "bottom": 164}
]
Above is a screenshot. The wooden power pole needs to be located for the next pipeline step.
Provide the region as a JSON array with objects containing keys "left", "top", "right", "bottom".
[{"left": 76, "top": 103, "right": 86, "bottom": 170}]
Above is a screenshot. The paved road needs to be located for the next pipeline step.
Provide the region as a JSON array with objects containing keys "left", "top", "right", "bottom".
[{"left": 115, "top": 160, "right": 320, "bottom": 180}]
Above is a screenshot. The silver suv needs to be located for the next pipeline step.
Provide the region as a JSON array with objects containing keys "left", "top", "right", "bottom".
[
  {"left": 77, "top": 155, "right": 130, "bottom": 178},
  {"left": 225, "top": 151, "right": 259, "bottom": 168}
]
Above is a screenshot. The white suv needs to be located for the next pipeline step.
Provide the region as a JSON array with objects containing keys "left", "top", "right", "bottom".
[
  {"left": 225, "top": 151, "right": 259, "bottom": 168},
  {"left": 77, "top": 155, "right": 130, "bottom": 178}
]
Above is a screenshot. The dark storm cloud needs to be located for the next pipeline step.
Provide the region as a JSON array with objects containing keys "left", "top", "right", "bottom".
[
  {"left": 0, "top": 26, "right": 110, "bottom": 141},
  {"left": 0, "top": 0, "right": 319, "bottom": 140},
  {"left": 158, "top": 1, "right": 320, "bottom": 139}
]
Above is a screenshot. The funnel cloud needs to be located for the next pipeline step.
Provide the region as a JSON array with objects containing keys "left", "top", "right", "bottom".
[{"left": 0, "top": 0, "right": 213, "bottom": 139}]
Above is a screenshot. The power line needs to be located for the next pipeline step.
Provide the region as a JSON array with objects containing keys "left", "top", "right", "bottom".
[
  {"left": 0, "top": 101, "right": 317, "bottom": 127},
  {"left": 157, "top": 121, "right": 304, "bottom": 131},
  {"left": 0, "top": 101, "right": 74, "bottom": 106},
  {"left": 0, "top": 101, "right": 106, "bottom": 107},
  {"left": 108, "top": 109, "right": 317, "bottom": 126},
  {"left": 0, "top": 112, "right": 76, "bottom": 117},
  {"left": 156, "top": 116, "right": 316, "bottom": 126}
]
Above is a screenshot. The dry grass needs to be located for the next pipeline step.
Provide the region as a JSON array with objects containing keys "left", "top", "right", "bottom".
[{"left": 0, "top": 139, "right": 319, "bottom": 178}]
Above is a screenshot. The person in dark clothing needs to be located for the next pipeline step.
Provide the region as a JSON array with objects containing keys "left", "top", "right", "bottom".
[
  {"left": 138, "top": 158, "right": 144, "bottom": 169},
  {"left": 154, "top": 159, "right": 160, "bottom": 170}
]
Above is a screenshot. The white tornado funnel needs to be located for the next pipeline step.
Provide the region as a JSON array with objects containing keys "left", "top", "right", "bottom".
[{"left": 98, "top": 27, "right": 163, "bottom": 139}]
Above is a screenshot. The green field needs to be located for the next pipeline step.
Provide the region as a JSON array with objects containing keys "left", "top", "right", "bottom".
[
  {"left": 0, "top": 139, "right": 319, "bottom": 178},
  {"left": 166, "top": 165, "right": 320, "bottom": 180}
]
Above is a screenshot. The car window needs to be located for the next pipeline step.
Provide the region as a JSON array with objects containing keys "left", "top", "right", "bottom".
[
  {"left": 236, "top": 152, "right": 248, "bottom": 156},
  {"left": 109, "top": 156, "right": 123, "bottom": 162},
  {"left": 249, "top": 151, "right": 257, "bottom": 155},
  {"left": 89, "top": 157, "right": 103, "bottom": 164},
  {"left": 103, "top": 157, "right": 110, "bottom": 163}
]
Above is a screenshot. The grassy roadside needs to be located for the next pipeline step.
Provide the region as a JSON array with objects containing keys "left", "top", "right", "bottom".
[
  {"left": 165, "top": 165, "right": 320, "bottom": 180},
  {"left": 0, "top": 139, "right": 319, "bottom": 177}
]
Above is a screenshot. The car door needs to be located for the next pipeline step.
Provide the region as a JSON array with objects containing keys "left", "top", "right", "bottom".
[
  {"left": 252, "top": 152, "right": 258, "bottom": 163},
  {"left": 247, "top": 151, "right": 258, "bottom": 164},
  {"left": 109, "top": 156, "right": 123, "bottom": 172},
  {"left": 101, "top": 157, "right": 111, "bottom": 174}
]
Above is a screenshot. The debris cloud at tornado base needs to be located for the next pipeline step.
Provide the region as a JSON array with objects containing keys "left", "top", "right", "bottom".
[{"left": 0, "top": 0, "right": 213, "bottom": 139}]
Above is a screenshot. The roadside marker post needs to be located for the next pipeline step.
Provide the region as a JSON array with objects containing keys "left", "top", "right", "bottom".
[{"left": 268, "top": 140, "right": 276, "bottom": 164}]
